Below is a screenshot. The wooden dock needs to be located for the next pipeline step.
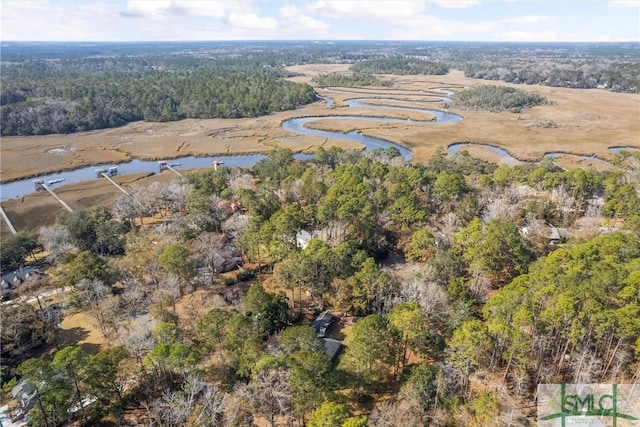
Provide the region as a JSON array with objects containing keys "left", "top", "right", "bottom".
[
  {"left": 158, "top": 160, "right": 183, "bottom": 177},
  {"left": 100, "top": 173, "right": 130, "bottom": 195},
  {"left": 40, "top": 183, "right": 73, "bottom": 212},
  {"left": 166, "top": 164, "right": 183, "bottom": 177},
  {"left": 0, "top": 205, "right": 17, "bottom": 234}
]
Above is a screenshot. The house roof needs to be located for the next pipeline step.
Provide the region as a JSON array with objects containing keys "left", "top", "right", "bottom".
[
  {"left": 11, "top": 380, "right": 36, "bottom": 407},
  {"left": 1, "top": 267, "right": 40, "bottom": 298},
  {"left": 323, "top": 338, "right": 342, "bottom": 361},
  {"left": 296, "top": 230, "right": 313, "bottom": 249},
  {"left": 311, "top": 310, "right": 336, "bottom": 338},
  {"left": 1, "top": 267, "right": 39, "bottom": 285},
  {"left": 550, "top": 227, "right": 569, "bottom": 240},
  {"left": 315, "top": 310, "right": 335, "bottom": 323}
]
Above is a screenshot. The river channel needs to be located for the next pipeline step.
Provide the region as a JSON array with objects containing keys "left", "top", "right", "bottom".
[
  {"left": 0, "top": 92, "right": 461, "bottom": 201},
  {"left": 1, "top": 89, "right": 631, "bottom": 202}
]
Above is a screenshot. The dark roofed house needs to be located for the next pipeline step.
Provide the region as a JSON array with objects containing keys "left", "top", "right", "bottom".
[
  {"left": 311, "top": 310, "right": 336, "bottom": 338},
  {"left": 323, "top": 338, "right": 342, "bottom": 361}
]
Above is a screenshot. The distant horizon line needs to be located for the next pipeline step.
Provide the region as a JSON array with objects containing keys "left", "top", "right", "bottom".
[{"left": 2, "top": 39, "right": 639, "bottom": 44}]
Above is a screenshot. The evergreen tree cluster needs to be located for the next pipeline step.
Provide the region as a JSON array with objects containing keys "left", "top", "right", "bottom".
[
  {"left": 3, "top": 146, "right": 640, "bottom": 426},
  {"left": 351, "top": 57, "right": 450, "bottom": 75},
  {"left": 312, "top": 72, "right": 392, "bottom": 87},
  {"left": 451, "top": 85, "right": 548, "bottom": 112},
  {"left": 1, "top": 67, "right": 316, "bottom": 136}
]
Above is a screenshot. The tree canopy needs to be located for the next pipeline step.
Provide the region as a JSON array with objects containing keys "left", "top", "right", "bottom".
[
  {"left": 451, "top": 85, "right": 548, "bottom": 112},
  {"left": 351, "top": 57, "right": 450, "bottom": 75}
]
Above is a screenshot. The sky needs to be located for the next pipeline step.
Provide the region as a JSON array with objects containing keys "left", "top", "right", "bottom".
[{"left": 1, "top": 0, "right": 639, "bottom": 42}]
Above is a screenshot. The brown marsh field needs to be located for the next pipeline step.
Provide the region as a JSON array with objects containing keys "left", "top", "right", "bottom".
[{"left": 1, "top": 64, "right": 639, "bottom": 234}]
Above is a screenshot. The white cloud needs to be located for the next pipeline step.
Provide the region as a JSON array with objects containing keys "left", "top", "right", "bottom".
[
  {"left": 2, "top": 1, "right": 121, "bottom": 40},
  {"left": 125, "top": 1, "right": 173, "bottom": 20},
  {"left": 389, "top": 14, "right": 483, "bottom": 39},
  {"left": 387, "top": 12, "right": 553, "bottom": 40},
  {"left": 578, "top": 33, "right": 636, "bottom": 42},
  {"left": 504, "top": 15, "right": 551, "bottom": 24},
  {"left": 0, "top": 0, "right": 637, "bottom": 42},
  {"left": 280, "top": 4, "right": 300, "bottom": 20},
  {"left": 430, "top": 1, "right": 479, "bottom": 8},
  {"left": 227, "top": 12, "right": 278, "bottom": 31},
  {"left": 124, "top": 0, "right": 249, "bottom": 20},
  {"left": 279, "top": 5, "right": 331, "bottom": 32},
  {"left": 309, "top": 0, "right": 429, "bottom": 21},
  {"left": 307, "top": 0, "right": 549, "bottom": 40},
  {"left": 171, "top": 1, "right": 229, "bottom": 17},
  {"left": 609, "top": 1, "right": 640, "bottom": 6}
]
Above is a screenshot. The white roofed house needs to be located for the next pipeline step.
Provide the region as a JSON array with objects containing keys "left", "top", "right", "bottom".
[{"left": 296, "top": 229, "right": 313, "bottom": 250}]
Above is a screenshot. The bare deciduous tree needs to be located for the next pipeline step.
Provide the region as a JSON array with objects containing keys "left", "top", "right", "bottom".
[
  {"left": 164, "top": 180, "right": 192, "bottom": 214},
  {"left": 39, "top": 223, "right": 77, "bottom": 263},
  {"left": 193, "top": 232, "right": 231, "bottom": 284},
  {"left": 228, "top": 171, "right": 255, "bottom": 194},
  {"left": 224, "top": 385, "right": 256, "bottom": 427},
  {"left": 77, "top": 278, "right": 110, "bottom": 306},
  {"left": 398, "top": 274, "right": 448, "bottom": 317},
  {"left": 122, "top": 329, "right": 154, "bottom": 366},
  {"left": 244, "top": 368, "right": 293, "bottom": 427},
  {"left": 150, "top": 273, "right": 184, "bottom": 323},
  {"left": 184, "top": 374, "right": 227, "bottom": 426},
  {"left": 570, "top": 348, "right": 603, "bottom": 385},
  {"left": 112, "top": 194, "right": 140, "bottom": 226},
  {"left": 119, "top": 277, "right": 150, "bottom": 319},
  {"left": 135, "top": 182, "right": 166, "bottom": 220},
  {"left": 481, "top": 197, "right": 518, "bottom": 222},
  {"left": 437, "top": 212, "right": 459, "bottom": 245},
  {"left": 369, "top": 397, "right": 424, "bottom": 427},
  {"left": 582, "top": 199, "right": 604, "bottom": 238},
  {"left": 468, "top": 268, "right": 492, "bottom": 300},
  {"left": 222, "top": 213, "right": 249, "bottom": 241},
  {"left": 145, "top": 388, "right": 187, "bottom": 427},
  {"left": 551, "top": 185, "right": 578, "bottom": 225}
]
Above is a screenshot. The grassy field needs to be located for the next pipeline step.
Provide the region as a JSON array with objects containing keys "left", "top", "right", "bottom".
[{"left": 1, "top": 64, "right": 638, "bottom": 235}]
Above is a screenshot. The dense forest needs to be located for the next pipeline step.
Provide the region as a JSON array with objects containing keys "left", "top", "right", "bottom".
[
  {"left": 461, "top": 61, "right": 640, "bottom": 91},
  {"left": 2, "top": 146, "right": 640, "bottom": 426},
  {"left": 2, "top": 41, "right": 639, "bottom": 136},
  {"left": 312, "top": 72, "right": 392, "bottom": 87},
  {"left": 350, "top": 58, "right": 449, "bottom": 75},
  {"left": 0, "top": 67, "right": 316, "bottom": 136},
  {"left": 450, "top": 85, "right": 548, "bottom": 113}
]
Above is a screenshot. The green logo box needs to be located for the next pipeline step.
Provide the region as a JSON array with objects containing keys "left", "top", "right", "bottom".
[{"left": 537, "top": 384, "right": 640, "bottom": 427}]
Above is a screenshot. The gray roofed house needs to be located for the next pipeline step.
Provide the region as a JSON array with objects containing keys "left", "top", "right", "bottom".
[
  {"left": 11, "top": 380, "right": 36, "bottom": 411},
  {"left": 1, "top": 267, "right": 40, "bottom": 300},
  {"left": 323, "top": 338, "right": 342, "bottom": 361},
  {"left": 550, "top": 227, "right": 569, "bottom": 243}
]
